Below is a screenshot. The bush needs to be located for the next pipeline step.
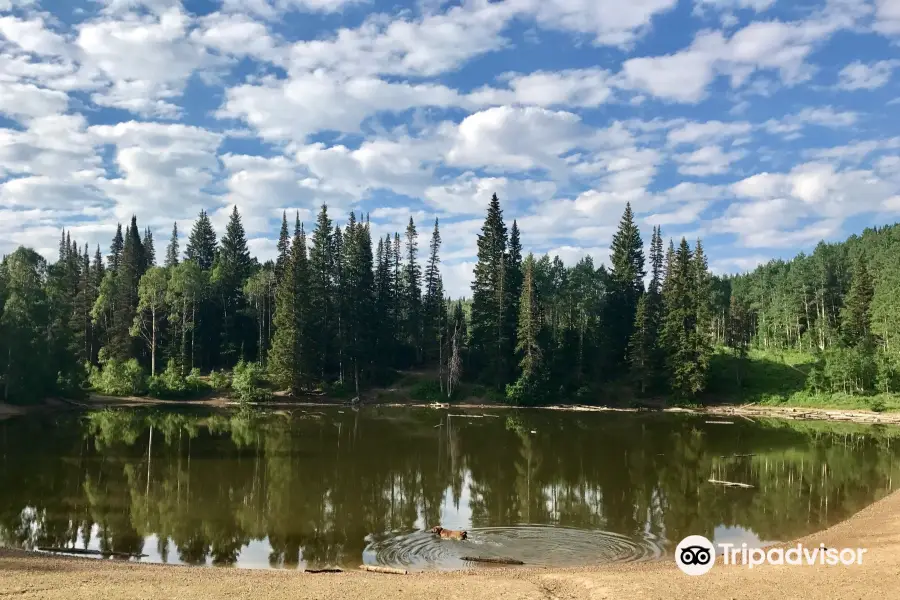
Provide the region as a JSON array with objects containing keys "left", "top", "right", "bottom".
[
  {"left": 409, "top": 379, "right": 443, "bottom": 402},
  {"left": 209, "top": 369, "right": 231, "bottom": 392},
  {"left": 89, "top": 358, "right": 147, "bottom": 396},
  {"left": 871, "top": 398, "right": 887, "bottom": 413},
  {"left": 146, "top": 361, "right": 210, "bottom": 399},
  {"left": 231, "top": 360, "right": 271, "bottom": 404}
]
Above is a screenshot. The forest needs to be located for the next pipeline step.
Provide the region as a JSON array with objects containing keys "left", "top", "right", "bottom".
[{"left": 1, "top": 193, "right": 899, "bottom": 408}]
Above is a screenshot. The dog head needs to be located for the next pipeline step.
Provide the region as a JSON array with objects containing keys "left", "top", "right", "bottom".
[
  {"left": 460, "top": 531, "right": 468, "bottom": 540},
  {"left": 429, "top": 526, "right": 443, "bottom": 534}
]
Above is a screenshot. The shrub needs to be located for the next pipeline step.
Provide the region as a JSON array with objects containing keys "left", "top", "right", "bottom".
[
  {"left": 209, "top": 369, "right": 231, "bottom": 392},
  {"left": 409, "top": 379, "right": 443, "bottom": 402},
  {"left": 231, "top": 360, "right": 271, "bottom": 404},
  {"left": 871, "top": 398, "right": 887, "bottom": 413},
  {"left": 90, "top": 358, "right": 147, "bottom": 396}
]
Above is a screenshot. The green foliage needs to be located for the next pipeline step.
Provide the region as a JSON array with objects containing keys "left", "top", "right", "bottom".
[
  {"left": 89, "top": 357, "right": 147, "bottom": 396},
  {"left": 409, "top": 379, "right": 443, "bottom": 402},
  {"left": 209, "top": 369, "right": 231, "bottom": 392},
  {"left": 231, "top": 360, "right": 271, "bottom": 404},
  {"left": 147, "top": 360, "right": 208, "bottom": 399}
]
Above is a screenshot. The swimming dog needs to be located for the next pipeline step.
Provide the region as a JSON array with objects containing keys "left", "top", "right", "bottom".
[{"left": 430, "top": 526, "right": 467, "bottom": 540}]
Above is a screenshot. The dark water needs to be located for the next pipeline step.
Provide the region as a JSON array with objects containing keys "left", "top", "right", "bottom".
[{"left": 1, "top": 407, "right": 898, "bottom": 571}]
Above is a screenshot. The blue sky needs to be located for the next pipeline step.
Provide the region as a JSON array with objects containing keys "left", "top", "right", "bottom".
[{"left": 1, "top": 0, "right": 899, "bottom": 296}]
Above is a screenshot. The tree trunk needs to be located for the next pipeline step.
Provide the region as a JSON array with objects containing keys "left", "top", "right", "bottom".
[{"left": 151, "top": 307, "right": 157, "bottom": 377}]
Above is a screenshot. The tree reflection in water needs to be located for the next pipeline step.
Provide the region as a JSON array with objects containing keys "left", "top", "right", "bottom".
[{"left": 0, "top": 408, "right": 897, "bottom": 570}]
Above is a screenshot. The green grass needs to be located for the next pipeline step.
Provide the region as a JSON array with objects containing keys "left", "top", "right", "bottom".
[{"left": 706, "top": 348, "right": 900, "bottom": 411}]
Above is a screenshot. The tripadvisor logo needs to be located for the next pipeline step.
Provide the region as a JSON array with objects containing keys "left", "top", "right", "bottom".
[{"left": 674, "top": 535, "right": 868, "bottom": 575}]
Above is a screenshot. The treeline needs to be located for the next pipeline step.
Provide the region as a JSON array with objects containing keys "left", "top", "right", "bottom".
[
  {"left": 7, "top": 193, "right": 897, "bottom": 406},
  {"left": 1, "top": 194, "right": 725, "bottom": 405},
  {"left": 724, "top": 224, "right": 900, "bottom": 398}
]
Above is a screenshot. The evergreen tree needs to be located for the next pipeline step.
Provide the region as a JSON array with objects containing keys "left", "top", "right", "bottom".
[
  {"left": 404, "top": 217, "right": 422, "bottom": 363},
  {"left": 72, "top": 245, "right": 93, "bottom": 365},
  {"left": 661, "top": 238, "right": 706, "bottom": 400},
  {"left": 107, "top": 217, "right": 144, "bottom": 361},
  {"left": 275, "top": 211, "right": 290, "bottom": 282},
  {"left": 726, "top": 295, "right": 751, "bottom": 387},
  {"left": 108, "top": 223, "right": 124, "bottom": 271},
  {"left": 841, "top": 257, "right": 874, "bottom": 347},
  {"left": 333, "top": 223, "right": 345, "bottom": 382},
  {"left": 344, "top": 213, "right": 375, "bottom": 396},
  {"left": 470, "top": 193, "right": 510, "bottom": 389},
  {"left": 165, "top": 223, "right": 180, "bottom": 268},
  {"left": 506, "top": 220, "right": 523, "bottom": 377},
  {"left": 423, "top": 218, "right": 442, "bottom": 361},
  {"left": 692, "top": 239, "right": 713, "bottom": 383},
  {"left": 308, "top": 205, "right": 334, "bottom": 381},
  {"left": 214, "top": 206, "right": 253, "bottom": 364},
  {"left": 143, "top": 227, "right": 156, "bottom": 268},
  {"left": 269, "top": 217, "right": 304, "bottom": 394},
  {"left": 507, "top": 254, "right": 547, "bottom": 405},
  {"left": 608, "top": 203, "right": 645, "bottom": 368},
  {"left": 185, "top": 210, "right": 217, "bottom": 271},
  {"left": 628, "top": 294, "right": 652, "bottom": 395}
]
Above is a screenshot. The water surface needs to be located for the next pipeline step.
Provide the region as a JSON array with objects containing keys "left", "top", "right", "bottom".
[{"left": 1, "top": 407, "right": 897, "bottom": 570}]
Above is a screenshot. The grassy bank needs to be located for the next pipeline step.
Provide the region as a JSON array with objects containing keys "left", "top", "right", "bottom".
[{"left": 706, "top": 348, "right": 900, "bottom": 411}]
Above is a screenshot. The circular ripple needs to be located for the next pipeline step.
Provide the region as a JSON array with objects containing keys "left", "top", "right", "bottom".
[{"left": 363, "top": 526, "right": 665, "bottom": 571}]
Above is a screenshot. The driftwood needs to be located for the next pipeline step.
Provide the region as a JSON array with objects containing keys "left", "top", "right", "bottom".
[
  {"left": 37, "top": 546, "right": 147, "bottom": 559},
  {"left": 359, "top": 565, "right": 408, "bottom": 575},
  {"left": 462, "top": 556, "right": 525, "bottom": 565},
  {"left": 705, "top": 420, "right": 734, "bottom": 425},
  {"left": 720, "top": 453, "right": 756, "bottom": 458},
  {"left": 305, "top": 568, "right": 343, "bottom": 573},
  {"left": 708, "top": 479, "right": 754, "bottom": 489}
]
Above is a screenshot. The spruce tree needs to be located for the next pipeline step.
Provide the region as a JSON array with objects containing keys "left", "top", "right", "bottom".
[
  {"left": 108, "top": 223, "right": 124, "bottom": 271},
  {"left": 628, "top": 294, "right": 652, "bottom": 394},
  {"left": 470, "top": 193, "right": 509, "bottom": 389},
  {"left": 185, "top": 210, "right": 217, "bottom": 271},
  {"left": 275, "top": 211, "right": 290, "bottom": 282},
  {"left": 608, "top": 203, "right": 645, "bottom": 369},
  {"left": 344, "top": 213, "right": 375, "bottom": 396},
  {"left": 143, "top": 227, "right": 156, "bottom": 268},
  {"left": 661, "top": 238, "right": 706, "bottom": 400},
  {"left": 269, "top": 218, "right": 301, "bottom": 394},
  {"left": 215, "top": 206, "right": 253, "bottom": 364},
  {"left": 404, "top": 217, "right": 422, "bottom": 363},
  {"left": 692, "top": 239, "right": 713, "bottom": 384},
  {"left": 507, "top": 254, "right": 547, "bottom": 405},
  {"left": 646, "top": 226, "right": 665, "bottom": 390},
  {"left": 165, "top": 223, "right": 180, "bottom": 268},
  {"left": 841, "top": 256, "right": 875, "bottom": 347},
  {"left": 334, "top": 223, "right": 345, "bottom": 382},
  {"left": 308, "top": 204, "right": 334, "bottom": 381},
  {"left": 107, "top": 217, "right": 144, "bottom": 361},
  {"left": 506, "top": 220, "right": 523, "bottom": 378},
  {"left": 423, "top": 218, "right": 442, "bottom": 361}
]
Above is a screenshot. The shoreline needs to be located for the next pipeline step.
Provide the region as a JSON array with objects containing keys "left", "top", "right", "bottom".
[
  {"left": 3, "top": 486, "right": 900, "bottom": 598},
  {"left": 3, "top": 393, "right": 900, "bottom": 426}
]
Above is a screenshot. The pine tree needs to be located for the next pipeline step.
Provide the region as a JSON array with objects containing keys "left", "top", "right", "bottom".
[
  {"left": 404, "top": 217, "right": 422, "bottom": 363},
  {"left": 269, "top": 218, "right": 301, "bottom": 394},
  {"left": 72, "top": 245, "right": 92, "bottom": 365},
  {"left": 90, "top": 245, "right": 106, "bottom": 358},
  {"left": 344, "top": 213, "right": 375, "bottom": 396},
  {"left": 107, "top": 217, "right": 144, "bottom": 361},
  {"left": 646, "top": 226, "right": 665, "bottom": 389},
  {"left": 507, "top": 254, "right": 547, "bottom": 405},
  {"left": 661, "top": 238, "right": 707, "bottom": 400},
  {"left": 608, "top": 203, "right": 645, "bottom": 368},
  {"left": 308, "top": 204, "right": 334, "bottom": 381},
  {"left": 506, "top": 220, "right": 523, "bottom": 379},
  {"left": 215, "top": 206, "right": 253, "bottom": 364},
  {"left": 470, "top": 193, "right": 510, "bottom": 389},
  {"left": 423, "top": 218, "right": 442, "bottom": 362},
  {"left": 185, "top": 210, "right": 217, "bottom": 271},
  {"left": 692, "top": 239, "right": 713, "bottom": 384},
  {"left": 628, "top": 294, "right": 652, "bottom": 394},
  {"left": 108, "top": 224, "right": 124, "bottom": 271},
  {"left": 143, "top": 227, "right": 156, "bottom": 268},
  {"left": 165, "top": 223, "right": 180, "bottom": 268},
  {"left": 275, "top": 211, "right": 290, "bottom": 282},
  {"left": 841, "top": 256, "right": 875, "bottom": 347}
]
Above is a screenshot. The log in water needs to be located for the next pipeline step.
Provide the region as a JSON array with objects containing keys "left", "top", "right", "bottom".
[
  {"left": 37, "top": 547, "right": 147, "bottom": 559},
  {"left": 462, "top": 556, "right": 525, "bottom": 565}
]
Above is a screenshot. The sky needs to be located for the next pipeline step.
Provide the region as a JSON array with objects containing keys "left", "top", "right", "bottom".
[{"left": 1, "top": 0, "right": 899, "bottom": 297}]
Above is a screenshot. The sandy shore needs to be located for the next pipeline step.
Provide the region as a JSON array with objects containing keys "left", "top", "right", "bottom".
[{"left": 3, "top": 487, "right": 900, "bottom": 599}]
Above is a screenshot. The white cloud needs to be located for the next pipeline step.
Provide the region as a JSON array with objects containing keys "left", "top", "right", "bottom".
[
  {"left": 875, "top": 0, "right": 900, "bottom": 35},
  {"left": 424, "top": 173, "right": 557, "bottom": 215},
  {"left": 511, "top": 0, "right": 679, "bottom": 47},
  {"left": 220, "top": 72, "right": 465, "bottom": 143},
  {"left": 77, "top": 8, "right": 216, "bottom": 117},
  {"left": 694, "top": 0, "right": 776, "bottom": 13},
  {"left": 470, "top": 68, "right": 614, "bottom": 108},
  {"left": 0, "top": 16, "right": 69, "bottom": 56},
  {"left": 764, "top": 106, "right": 858, "bottom": 136},
  {"left": 446, "top": 106, "right": 586, "bottom": 175},
  {"left": 667, "top": 120, "right": 753, "bottom": 146},
  {"left": 675, "top": 145, "right": 745, "bottom": 176},
  {"left": 0, "top": 82, "right": 68, "bottom": 122},
  {"left": 837, "top": 59, "right": 897, "bottom": 90}
]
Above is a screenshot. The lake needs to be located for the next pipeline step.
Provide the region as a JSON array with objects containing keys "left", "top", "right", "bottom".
[{"left": 0, "top": 407, "right": 897, "bottom": 571}]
